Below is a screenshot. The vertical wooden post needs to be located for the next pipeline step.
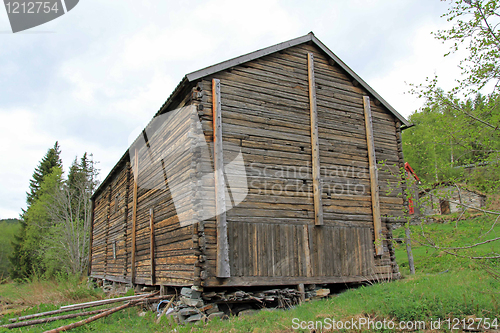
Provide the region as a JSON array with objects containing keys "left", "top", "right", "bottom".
[
  {"left": 396, "top": 121, "right": 414, "bottom": 274},
  {"left": 88, "top": 198, "right": 95, "bottom": 276},
  {"left": 363, "top": 96, "right": 383, "bottom": 256},
  {"left": 160, "top": 285, "right": 167, "bottom": 297},
  {"left": 298, "top": 283, "right": 305, "bottom": 302},
  {"left": 307, "top": 52, "right": 324, "bottom": 226},
  {"left": 104, "top": 185, "right": 111, "bottom": 277},
  {"left": 149, "top": 207, "right": 156, "bottom": 285},
  {"left": 123, "top": 162, "right": 130, "bottom": 277},
  {"left": 212, "top": 78, "right": 230, "bottom": 278},
  {"left": 302, "top": 225, "right": 312, "bottom": 277},
  {"left": 131, "top": 149, "right": 139, "bottom": 283}
]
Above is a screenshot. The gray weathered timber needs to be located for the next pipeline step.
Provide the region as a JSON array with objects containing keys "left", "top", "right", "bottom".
[
  {"left": 307, "top": 52, "right": 324, "bottom": 226},
  {"left": 213, "top": 78, "right": 231, "bottom": 278},
  {"left": 363, "top": 96, "right": 383, "bottom": 256},
  {"left": 131, "top": 150, "right": 138, "bottom": 283},
  {"left": 150, "top": 207, "right": 156, "bottom": 285},
  {"left": 90, "top": 34, "right": 405, "bottom": 288}
]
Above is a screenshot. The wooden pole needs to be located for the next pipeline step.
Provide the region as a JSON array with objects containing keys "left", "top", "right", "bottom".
[
  {"left": 155, "top": 294, "right": 175, "bottom": 324},
  {"left": 1, "top": 309, "right": 107, "bottom": 329},
  {"left": 44, "top": 301, "right": 137, "bottom": 333},
  {"left": 9, "top": 293, "right": 162, "bottom": 325},
  {"left": 104, "top": 185, "right": 111, "bottom": 277},
  {"left": 396, "top": 121, "right": 415, "bottom": 274},
  {"left": 131, "top": 149, "right": 139, "bottom": 284},
  {"left": 303, "top": 225, "right": 312, "bottom": 277},
  {"left": 212, "top": 78, "right": 230, "bottom": 278},
  {"left": 123, "top": 162, "right": 131, "bottom": 277},
  {"left": 150, "top": 207, "right": 156, "bottom": 285},
  {"left": 88, "top": 198, "right": 95, "bottom": 277},
  {"left": 297, "top": 283, "right": 305, "bottom": 303},
  {"left": 307, "top": 52, "right": 324, "bottom": 226},
  {"left": 60, "top": 292, "right": 159, "bottom": 311},
  {"left": 362, "top": 96, "right": 383, "bottom": 255}
]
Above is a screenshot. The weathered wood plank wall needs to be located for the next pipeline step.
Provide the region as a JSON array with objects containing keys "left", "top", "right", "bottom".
[
  {"left": 91, "top": 92, "right": 206, "bottom": 286},
  {"left": 92, "top": 41, "right": 403, "bottom": 287},
  {"left": 195, "top": 42, "right": 401, "bottom": 286}
]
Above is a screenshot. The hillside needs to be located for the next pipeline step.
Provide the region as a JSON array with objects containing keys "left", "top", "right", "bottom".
[
  {"left": 0, "top": 216, "right": 498, "bottom": 332},
  {"left": 0, "top": 219, "right": 21, "bottom": 278}
]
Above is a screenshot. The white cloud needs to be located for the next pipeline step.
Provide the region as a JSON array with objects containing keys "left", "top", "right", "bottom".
[
  {"left": 0, "top": 108, "right": 53, "bottom": 216},
  {"left": 368, "top": 23, "right": 467, "bottom": 117},
  {"left": 0, "top": 0, "right": 468, "bottom": 218}
]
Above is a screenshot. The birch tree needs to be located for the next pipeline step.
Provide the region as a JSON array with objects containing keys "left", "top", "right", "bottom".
[{"left": 44, "top": 154, "right": 99, "bottom": 276}]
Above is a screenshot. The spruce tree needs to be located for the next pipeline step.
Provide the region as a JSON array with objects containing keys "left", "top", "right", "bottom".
[
  {"left": 9, "top": 142, "right": 62, "bottom": 279},
  {"left": 27, "top": 142, "right": 62, "bottom": 206}
]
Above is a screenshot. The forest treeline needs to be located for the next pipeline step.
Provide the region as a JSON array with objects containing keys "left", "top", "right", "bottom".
[
  {"left": 0, "top": 219, "right": 20, "bottom": 278},
  {"left": 402, "top": 93, "right": 500, "bottom": 193},
  {"left": 2, "top": 142, "right": 99, "bottom": 280}
]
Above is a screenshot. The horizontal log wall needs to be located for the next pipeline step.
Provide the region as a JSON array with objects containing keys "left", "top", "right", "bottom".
[
  {"left": 91, "top": 186, "right": 109, "bottom": 277},
  {"left": 92, "top": 96, "right": 206, "bottom": 286}
]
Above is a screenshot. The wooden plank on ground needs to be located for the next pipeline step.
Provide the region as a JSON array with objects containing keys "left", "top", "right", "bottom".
[
  {"left": 363, "top": 96, "right": 383, "bottom": 256},
  {"left": 307, "top": 52, "right": 324, "bottom": 226},
  {"left": 213, "top": 78, "right": 231, "bottom": 278}
]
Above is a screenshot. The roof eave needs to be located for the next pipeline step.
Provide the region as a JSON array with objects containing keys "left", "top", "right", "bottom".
[
  {"left": 309, "top": 35, "right": 411, "bottom": 127},
  {"left": 186, "top": 33, "right": 314, "bottom": 82},
  {"left": 186, "top": 32, "right": 410, "bottom": 127}
]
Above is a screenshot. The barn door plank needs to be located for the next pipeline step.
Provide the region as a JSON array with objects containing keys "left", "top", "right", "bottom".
[{"left": 302, "top": 225, "right": 312, "bottom": 277}]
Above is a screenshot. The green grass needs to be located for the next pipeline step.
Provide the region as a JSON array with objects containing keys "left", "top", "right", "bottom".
[
  {"left": 1, "top": 217, "right": 499, "bottom": 332},
  {"left": 393, "top": 215, "right": 500, "bottom": 274}
]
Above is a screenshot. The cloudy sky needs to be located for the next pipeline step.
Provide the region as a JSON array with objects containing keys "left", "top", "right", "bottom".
[{"left": 0, "top": 0, "right": 464, "bottom": 219}]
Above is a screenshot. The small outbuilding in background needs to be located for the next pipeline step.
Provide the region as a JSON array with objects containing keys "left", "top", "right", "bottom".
[{"left": 419, "top": 182, "right": 486, "bottom": 216}]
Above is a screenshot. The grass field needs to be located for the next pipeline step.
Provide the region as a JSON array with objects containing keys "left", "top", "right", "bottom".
[{"left": 0, "top": 215, "right": 499, "bottom": 332}]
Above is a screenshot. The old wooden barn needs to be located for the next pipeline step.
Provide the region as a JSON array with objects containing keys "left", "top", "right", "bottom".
[{"left": 89, "top": 32, "right": 411, "bottom": 289}]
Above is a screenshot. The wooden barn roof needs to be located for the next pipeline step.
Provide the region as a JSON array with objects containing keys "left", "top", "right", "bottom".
[
  {"left": 156, "top": 32, "right": 410, "bottom": 126},
  {"left": 92, "top": 32, "right": 410, "bottom": 199}
]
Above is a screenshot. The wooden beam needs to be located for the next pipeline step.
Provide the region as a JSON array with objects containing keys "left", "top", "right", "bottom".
[
  {"left": 149, "top": 207, "right": 156, "bottom": 285},
  {"left": 203, "top": 273, "right": 395, "bottom": 287},
  {"left": 131, "top": 149, "right": 139, "bottom": 284},
  {"left": 212, "top": 78, "right": 230, "bottom": 278},
  {"left": 297, "top": 283, "right": 305, "bottom": 302},
  {"left": 104, "top": 185, "right": 111, "bottom": 276},
  {"left": 303, "top": 225, "right": 312, "bottom": 277},
  {"left": 363, "top": 96, "right": 383, "bottom": 256},
  {"left": 123, "top": 162, "right": 130, "bottom": 277},
  {"left": 88, "top": 198, "right": 95, "bottom": 277},
  {"left": 307, "top": 52, "right": 324, "bottom": 226}
]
